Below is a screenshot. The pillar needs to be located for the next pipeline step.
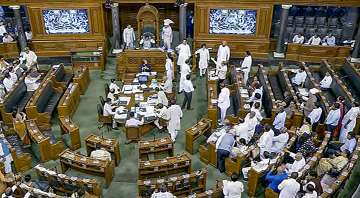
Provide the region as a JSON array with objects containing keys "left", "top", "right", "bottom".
[
  {"left": 351, "top": 24, "right": 360, "bottom": 63},
  {"left": 111, "top": 3, "right": 121, "bottom": 51},
  {"left": 274, "top": 5, "right": 292, "bottom": 58},
  {"left": 179, "top": 3, "right": 187, "bottom": 42},
  {"left": 10, "top": 5, "right": 27, "bottom": 51}
]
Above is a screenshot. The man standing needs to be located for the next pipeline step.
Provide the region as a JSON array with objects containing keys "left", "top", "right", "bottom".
[
  {"left": 123, "top": 25, "right": 136, "bottom": 49},
  {"left": 222, "top": 174, "right": 244, "bottom": 198},
  {"left": 181, "top": 74, "right": 194, "bottom": 110},
  {"left": 216, "top": 129, "right": 235, "bottom": 173},
  {"left": 195, "top": 44, "right": 210, "bottom": 77},
  {"left": 162, "top": 19, "right": 173, "bottom": 50},
  {"left": 339, "top": 102, "right": 359, "bottom": 143},
  {"left": 156, "top": 87, "right": 168, "bottom": 107},
  {"left": 179, "top": 59, "right": 191, "bottom": 93},
  {"left": 217, "top": 41, "right": 230, "bottom": 64},
  {"left": 20, "top": 47, "right": 37, "bottom": 69},
  {"left": 273, "top": 107, "right": 287, "bottom": 134},
  {"left": 217, "top": 83, "right": 230, "bottom": 125},
  {"left": 166, "top": 99, "right": 183, "bottom": 142},
  {"left": 278, "top": 172, "right": 301, "bottom": 198},
  {"left": 176, "top": 39, "right": 191, "bottom": 67},
  {"left": 240, "top": 51, "right": 252, "bottom": 85},
  {"left": 325, "top": 103, "right": 341, "bottom": 134}
]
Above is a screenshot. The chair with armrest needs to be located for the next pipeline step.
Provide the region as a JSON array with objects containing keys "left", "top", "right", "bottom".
[{"left": 97, "top": 104, "right": 112, "bottom": 132}]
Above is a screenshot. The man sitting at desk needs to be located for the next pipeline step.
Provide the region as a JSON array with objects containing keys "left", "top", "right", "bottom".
[
  {"left": 292, "top": 33, "right": 304, "bottom": 44},
  {"left": 125, "top": 112, "right": 144, "bottom": 127},
  {"left": 103, "top": 98, "right": 117, "bottom": 129},
  {"left": 151, "top": 184, "right": 174, "bottom": 198},
  {"left": 154, "top": 103, "right": 168, "bottom": 130},
  {"left": 322, "top": 33, "right": 336, "bottom": 46},
  {"left": 90, "top": 145, "right": 111, "bottom": 161},
  {"left": 139, "top": 59, "right": 152, "bottom": 73},
  {"left": 291, "top": 66, "right": 307, "bottom": 87},
  {"left": 306, "top": 34, "right": 321, "bottom": 45}
]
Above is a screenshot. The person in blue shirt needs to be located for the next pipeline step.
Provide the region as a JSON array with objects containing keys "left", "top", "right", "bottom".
[{"left": 265, "top": 164, "right": 288, "bottom": 193}]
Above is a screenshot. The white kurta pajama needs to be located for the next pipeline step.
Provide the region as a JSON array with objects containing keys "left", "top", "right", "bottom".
[
  {"left": 307, "top": 107, "right": 323, "bottom": 125},
  {"left": 286, "top": 152, "right": 306, "bottom": 174},
  {"left": 195, "top": 48, "right": 210, "bottom": 76},
  {"left": 258, "top": 130, "right": 274, "bottom": 155},
  {"left": 222, "top": 180, "right": 244, "bottom": 198},
  {"left": 273, "top": 111, "right": 287, "bottom": 130},
  {"left": 162, "top": 26, "right": 173, "bottom": 50},
  {"left": 157, "top": 90, "right": 168, "bottom": 106},
  {"left": 320, "top": 75, "right": 332, "bottom": 89},
  {"left": 20, "top": 51, "right": 37, "bottom": 69},
  {"left": 154, "top": 106, "right": 168, "bottom": 129},
  {"left": 234, "top": 113, "right": 259, "bottom": 143},
  {"left": 339, "top": 107, "right": 359, "bottom": 143},
  {"left": 278, "top": 178, "right": 300, "bottom": 198},
  {"left": 176, "top": 43, "right": 191, "bottom": 66},
  {"left": 218, "top": 87, "right": 230, "bottom": 123},
  {"left": 291, "top": 70, "right": 307, "bottom": 86},
  {"left": 166, "top": 104, "right": 183, "bottom": 141},
  {"left": 123, "top": 27, "right": 136, "bottom": 49},
  {"left": 271, "top": 133, "right": 289, "bottom": 153},
  {"left": 217, "top": 45, "right": 230, "bottom": 64},
  {"left": 241, "top": 56, "right": 252, "bottom": 84},
  {"left": 179, "top": 63, "right": 191, "bottom": 92},
  {"left": 165, "top": 58, "right": 174, "bottom": 81}
]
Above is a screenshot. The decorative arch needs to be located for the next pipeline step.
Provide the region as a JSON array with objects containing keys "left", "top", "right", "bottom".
[{"left": 136, "top": 3, "right": 160, "bottom": 46}]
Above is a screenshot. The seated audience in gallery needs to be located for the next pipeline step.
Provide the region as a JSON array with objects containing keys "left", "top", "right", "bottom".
[
  {"left": 322, "top": 32, "right": 336, "bottom": 46},
  {"left": 2, "top": 33, "right": 13, "bottom": 43},
  {"left": 292, "top": 33, "right": 305, "bottom": 44},
  {"left": 306, "top": 34, "right": 321, "bottom": 45}
]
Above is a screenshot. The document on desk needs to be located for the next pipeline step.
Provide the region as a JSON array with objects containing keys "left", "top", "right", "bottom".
[{"left": 122, "top": 85, "right": 133, "bottom": 92}]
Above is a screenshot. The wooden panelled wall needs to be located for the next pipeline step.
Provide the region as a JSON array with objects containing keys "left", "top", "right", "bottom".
[
  {"left": 194, "top": 3, "right": 274, "bottom": 59},
  {"left": 119, "top": 3, "right": 181, "bottom": 33},
  {"left": 26, "top": 2, "right": 106, "bottom": 57}
]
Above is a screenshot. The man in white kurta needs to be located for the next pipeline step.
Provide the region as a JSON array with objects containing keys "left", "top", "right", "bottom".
[
  {"left": 109, "top": 79, "right": 121, "bottom": 95},
  {"left": 123, "top": 25, "right": 136, "bottom": 49},
  {"left": 25, "top": 72, "right": 41, "bottom": 92},
  {"left": 178, "top": 61, "right": 191, "bottom": 93},
  {"left": 322, "top": 33, "right": 336, "bottom": 46},
  {"left": 195, "top": 44, "right": 210, "bottom": 77},
  {"left": 320, "top": 72, "right": 332, "bottom": 89},
  {"left": 339, "top": 102, "right": 359, "bottom": 143},
  {"left": 234, "top": 111, "right": 259, "bottom": 143},
  {"left": 218, "top": 84, "right": 230, "bottom": 124},
  {"left": 306, "top": 34, "right": 321, "bottom": 45},
  {"left": 240, "top": 51, "right": 252, "bottom": 84},
  {"left": 271, "top": 128, "right": 289, "bottom": 153},
  {"left": 154, "top": 104, "right": 168, "bottom": 130},
  {"left": 162, "top": 24, "right": 173, "bottom": 50},
  {"left": 156, "top": 87, "right": 168, "bottom": 107},
  {"left": 273, "top": 108, "right": 287, "bottom": 132},
  {"left": 165, "top": 54, "right": 174, "bottom": 81},
  {"left": 166, "top": 101, "right": 183, "bottom": 142},
  {"left": 20, "top": 48, "right": 37, "bottom": 69},
  {"left": 278, "top": 172, "right": 300, "bottom": 198},
  {"left": 176, "top": 39, "right": 191, "bottom": 66},
  {"left": 90, "top": 147, "right": 111, "bottom": 161},
  {"left": 291, "top": 68, "right": 307, "bottom": 86},
  {"left": 3, "top": 74, "right": 14, "bottom": 92},
  {"left": 151, "top": 185, "right": 174, "bottom": 198},
  {"left": 162, "top": 76, "right": 173, "bottom": 94},
  {"left": 258, "top": 125, "right": 274, "bottom": 156},
  {"left": 217, "top": 41, "right": 230, "bottom": 64},
  {"left": 307, "top": 105, "right": 323, "bottom": 126},
  {"left": 285, "top": 152, "right": 306, "bottom": 174},
  {"left": 292, "top": 33, "right": 304, "bottom": 44},
  {"left": 222, "top": 174, "right": 244, "bottom": 198}
]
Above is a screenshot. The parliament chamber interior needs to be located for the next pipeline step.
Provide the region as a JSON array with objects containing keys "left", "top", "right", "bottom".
[{"left": 0, "top": 0, "right": 360, "bottom": 197}]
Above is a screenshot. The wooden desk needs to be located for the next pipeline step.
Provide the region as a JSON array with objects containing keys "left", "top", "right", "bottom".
[
  {"left": 286, "top": 43, "right": 351, "bottom": 64},
  {"left": 59, "top": 116, "right": 81, "bottom": 150},
  {"left": 85, "top": 134, "right": 121, "bottom": 166},
  {"left": 59, "top": 149, "right": 114, "bottom": 187},
  {"left": 0, "top": 42, "right": 19, "bottom": 58},
  {"left": 207, "top": 78, "right": 218, "bottom": 129},
  {"left": 138, "top": 137, "right": 173, "bottom": 161},
  {"left": 35, "top": 164, "right": 102, "bottom": 197},
  {"left": 116, "top": 49, "right": 176, "bottom": 81},
  {"left": 58, "top": 83, "right": 81, "bottom": 117},
  {"left": 199, "top": 142, "right": 217, "bottom": 167},
  {"left": 73, "top": 67, "right": 91, "bottom": 95},
  {"left": 185, "top": 118, "right": 212, "bottom": 154},
  {"left": 229, "top": 65, "right": 247, "bottom": 118},
  {"left": 138, "top": 153, "right": 191, "bottom": 179},
  {"left": 26, "top": 120, "right": 64, "bottom": 162},
  {"left": 138, "top": 169, "right": 207, "bottom": 198}
]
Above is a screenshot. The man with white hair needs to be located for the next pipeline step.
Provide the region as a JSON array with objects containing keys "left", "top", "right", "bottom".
[
  {"left": 162, "top": 19, "right": 173, "bottom": 50},
  {"left": 123, "top": 25, "right": 136, "bottom": 49},
  {"left": 217, "top": 41, "right": 230, "bottom": 64}
]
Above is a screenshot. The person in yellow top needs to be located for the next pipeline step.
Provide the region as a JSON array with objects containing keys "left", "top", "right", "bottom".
[{"left": 316, "top": 151, "right": 349, "bottom": 176}]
